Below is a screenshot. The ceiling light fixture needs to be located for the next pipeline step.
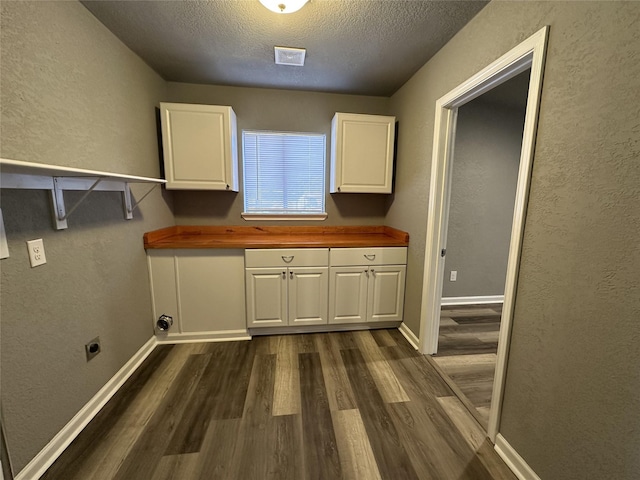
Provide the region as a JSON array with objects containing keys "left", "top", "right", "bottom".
[{"left": 259, "top": 0, "right": 309, "bottom": 14}]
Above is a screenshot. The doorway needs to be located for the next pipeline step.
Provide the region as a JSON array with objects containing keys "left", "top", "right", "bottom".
[
  {"left": 418, "top": 27, "right": 549, "bottom": 441},
  {"left": 432, "top": 71, "right": 530, "bottom": 429}
]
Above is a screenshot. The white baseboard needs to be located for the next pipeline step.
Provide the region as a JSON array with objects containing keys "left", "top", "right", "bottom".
[
  {"left": 16, "top": 336, "right": 158, "bottom": 480},
  {"left": 398, "top": 322, "right": 419, "bottom": 350},
  {"left": 155, "top": 329, "right": 251, "bottom": 344},
  {"left": 494, "top": 434, "right": 541, "bottom": 480},
  {"left": 441, "top": 295, "right": 504, "bottom": 306}
]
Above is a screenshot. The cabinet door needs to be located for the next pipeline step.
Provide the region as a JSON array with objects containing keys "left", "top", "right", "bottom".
[
  {"left": 328, "top": 266, "right": 368, "bottom": 324},
  {"left": 176, "top": 251, "right": 246, "bottom": 333},
  {"left": 367, "top": 265, "right": 406, "bottom": 322},
  {"left": 246, "top": 268, "right": 287, "bottom": 327},
  {"left": 330, "top": 113, "right": 396, "bottom": 194},
  {"left": 148, "top": 250, "right": 246, "bottom": 335},
  {"left": 160, "top": 103, "right": 238, "bottom": 191},
  {"left": 288, "top": 267, "right": 328, "bottom": 326}
]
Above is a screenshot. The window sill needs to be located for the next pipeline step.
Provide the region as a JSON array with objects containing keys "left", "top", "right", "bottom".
[{"left": 241, "top": 213, "right": 328, "bottom": 221}]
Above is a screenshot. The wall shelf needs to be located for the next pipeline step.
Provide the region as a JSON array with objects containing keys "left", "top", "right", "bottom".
[{"left": 0, "top": 158, "right": 166, "bottom": 230}]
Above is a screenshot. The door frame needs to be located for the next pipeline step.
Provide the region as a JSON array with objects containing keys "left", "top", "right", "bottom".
[{"left": 418, "top": 26, "right": 549, "bottom": 441}]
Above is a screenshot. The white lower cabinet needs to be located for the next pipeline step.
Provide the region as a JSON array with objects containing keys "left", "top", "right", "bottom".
[
  {"left": 245, "top": 266, "right": 329, "bottom": 327},
  {"left": 148, "top": 246, "right": 406, "bottom": 335},
  {"left": 329, "top": 264, "right": 406, "bottom": 324},
  {"left": 328, "top": 267, "right": 368, "bottom": 324},
  {"left": 329, "top": 247, "right": 407, "bottom": 324},
  {"left": 245, "top": 268, "right": 287, "bottom": 327},
  {"left": 288, "top": 267, "right": 329, "bottom": 325},
  {"left": 366, "top": 264, "right": 407, "bottom": 322},
  {"left": 245, "top": 249, "right": 329, "bottom": 328},
  {"left": 147, "top": 249, "right": 247, "bottom": 338}
]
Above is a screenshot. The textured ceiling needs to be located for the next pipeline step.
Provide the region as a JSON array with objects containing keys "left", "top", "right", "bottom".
[{"left": 81, "top": 0, "right": 488, "bottom": 97}]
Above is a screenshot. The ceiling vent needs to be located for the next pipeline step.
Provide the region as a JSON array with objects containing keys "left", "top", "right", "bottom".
[{"left": 274, "top": 46, "right": 306, "bottom": 66}]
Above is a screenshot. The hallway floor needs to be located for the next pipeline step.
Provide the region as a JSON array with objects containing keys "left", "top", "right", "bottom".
[
  {"left": 42, "top": 329, "right": 514, "bottom": 480},
  {"left": 433, "top": 304, "right": 502, "bottom": 428}
]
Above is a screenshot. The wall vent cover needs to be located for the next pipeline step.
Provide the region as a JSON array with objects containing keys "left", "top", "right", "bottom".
[{"left": 274, "top": 46, "right": 306, "bottom": 66}]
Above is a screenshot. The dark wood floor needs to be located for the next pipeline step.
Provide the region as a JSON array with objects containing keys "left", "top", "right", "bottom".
[
  {"left": 433, "top": 305, "right": 502, "bottom": 427},
  {"left": 42, "top": 329, "right": 515, "bottom": 480}
]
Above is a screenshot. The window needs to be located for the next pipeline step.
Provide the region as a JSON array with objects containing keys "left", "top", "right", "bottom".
[{"left": 242, "top": 130, "right": 326, "bottom": 219}]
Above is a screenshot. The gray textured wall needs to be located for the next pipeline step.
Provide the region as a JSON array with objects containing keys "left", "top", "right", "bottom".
[
  {"left": 388, "top": 2, "right": 640, "bottom": 478},
  {"left": 165, "top": 82, "right": 391, "bottom": 226},
  {"left": 0, "top": 1, "right": 173, "bottom": 472},
  {"left": 442, "top": 99, "right": 524, "bottom": 298},
  {"left": 3, "top": 2, "right": 639, "bottom": 479}
]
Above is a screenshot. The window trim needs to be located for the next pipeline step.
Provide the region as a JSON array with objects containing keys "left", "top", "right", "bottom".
[{"left": 241, "top": 129, "right": 327, "bottom": 220}]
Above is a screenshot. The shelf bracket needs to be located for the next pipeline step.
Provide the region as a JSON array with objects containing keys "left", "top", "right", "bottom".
[
  {"left": 51, "top": 178, "right": 68, "bottom": 230},
  {"left": 126, "top": 183, "right": 160, "bottom": 217},
  {"left": 122, "top": 183, "right": 133, "bottom": 220},
  {"left": 52, "top": 177, "right": 104, "bottom": 229}
]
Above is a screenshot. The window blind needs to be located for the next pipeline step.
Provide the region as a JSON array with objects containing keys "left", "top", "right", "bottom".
[{"left": 243, "top": 130, "right": 326, "bottom": 214}]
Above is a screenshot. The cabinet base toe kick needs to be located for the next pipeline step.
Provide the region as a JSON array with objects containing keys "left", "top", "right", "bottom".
[
  {"left": 152, "top": 322, "right": 405, "bottom": 345},
  {"left": 155, "top": 329, "right": 252, "bottom": 344},
  {"left": 249, "top": 321, "right": 401, "bottom": 337}
]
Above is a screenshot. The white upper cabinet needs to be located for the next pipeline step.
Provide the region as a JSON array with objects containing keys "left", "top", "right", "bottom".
[
  {"left": 330, "top": 112, "right": 396, "bottom": 194},
  {"left": 159, "top": 103, "right": 239, "bottom": 191}
]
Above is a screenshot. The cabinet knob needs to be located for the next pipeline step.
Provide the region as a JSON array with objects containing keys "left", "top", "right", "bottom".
[
  {"left": 371, "top": 269, "right": 375, "bottom": 275},
  {"left": 290, "top": 271, "right": 294, "bottom": 279},
  {"left": 337, "top": 186, "right": 341, "bottom": 192},
  {"left": 226, "top": 184, "right": 230, "bottom": 190},
  {"left": 282, "top": 271, "right": 286, "bottom": 279},
  {"left": 365, "top": 268, "right": 369, "bottom": 277}
]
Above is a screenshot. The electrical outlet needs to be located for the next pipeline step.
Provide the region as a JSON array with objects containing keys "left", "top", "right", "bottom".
[
  {"left": 26, "top": 239, "right": 47, "bottom": 267},
  {"left": 85, "top": 337, "right": 101, "bottom": 361},
  {"left": 450, "top": 270, "right": 457, "bottom": 282}
]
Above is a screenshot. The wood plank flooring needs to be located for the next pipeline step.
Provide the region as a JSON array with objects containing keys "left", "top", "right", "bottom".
[
  {"left": 42, "top": 329, "right": 514, "bottom": 480},
  {"left": 432, "top": 305, "right": 502, "bottom": 428}
]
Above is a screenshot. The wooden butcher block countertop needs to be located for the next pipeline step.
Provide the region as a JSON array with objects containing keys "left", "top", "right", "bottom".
[{"left": 143, "top": 225, "right": 409, "bottom": 249}]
